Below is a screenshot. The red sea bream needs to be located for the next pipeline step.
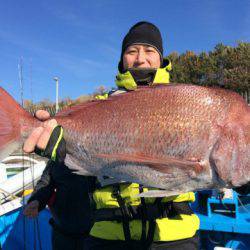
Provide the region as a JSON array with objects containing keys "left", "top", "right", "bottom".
[{"left": 0, "top": 84, "right": 249, "bottom": 195}]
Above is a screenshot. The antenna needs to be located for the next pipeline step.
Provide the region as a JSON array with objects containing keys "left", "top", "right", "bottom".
[
  {"left": 18, "top": 57, "right": 24, "bottom": 107},
  {"left": 29, "top": 58, "right": 33, "bottom": 101},
  {"left": 53, "top": 77, "right": 59, "bottom": 113}
]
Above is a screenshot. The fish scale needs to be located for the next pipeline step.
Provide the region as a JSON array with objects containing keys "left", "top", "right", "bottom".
[{"left": 0, "top": 84, "right": 249, "bottom": 195}]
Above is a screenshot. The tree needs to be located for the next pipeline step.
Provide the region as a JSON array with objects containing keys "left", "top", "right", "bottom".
[{"left": 167, "top": 42, "right": 250, "bottom": 95}]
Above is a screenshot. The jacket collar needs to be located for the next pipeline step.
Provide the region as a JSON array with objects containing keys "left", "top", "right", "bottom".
[{"left": 115, "top": 59, "right": 172, "bottom": 90}]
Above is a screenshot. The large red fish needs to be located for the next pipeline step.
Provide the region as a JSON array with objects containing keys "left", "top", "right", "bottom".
[{"left": 0, "top": 84, "right": 249, "bottom": 195}]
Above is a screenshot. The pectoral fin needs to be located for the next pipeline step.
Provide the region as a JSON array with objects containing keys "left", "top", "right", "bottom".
[{"left": 96, "top": 153, "right": 204, "bottom": 177}]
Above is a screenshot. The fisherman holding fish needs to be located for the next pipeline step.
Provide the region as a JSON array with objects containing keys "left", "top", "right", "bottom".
[{"left": 23, "top": 21, "right": 200, "bottom": 249}]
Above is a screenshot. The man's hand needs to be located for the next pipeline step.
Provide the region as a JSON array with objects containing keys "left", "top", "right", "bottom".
[
  {"left": 23, "top": 200, "right": 40, "bottom": 218},
  {"left": 23, "top": 110, "right": 58, "bottom": 153},
  {"left": 23, "top": 110, "right": 66, "bottom": 162}
]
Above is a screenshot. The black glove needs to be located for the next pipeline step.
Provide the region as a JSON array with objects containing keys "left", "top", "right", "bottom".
[{"left": 35, "top": 125, "right": 66, "bottom": 163}]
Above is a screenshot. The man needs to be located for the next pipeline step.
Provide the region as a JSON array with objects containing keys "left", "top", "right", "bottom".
[{"left": 24, "top": 21, "right": 199, "bottom": 250}]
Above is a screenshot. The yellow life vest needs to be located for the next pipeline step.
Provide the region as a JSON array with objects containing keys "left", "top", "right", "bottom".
[
  {"left": 95, "top": 93, "right": 108, "bottom": 100},
  {"left": 91, "top": 60, "right": 199, "bottom": 241},
  {"left": 90, "top": 183, "right": 199, "bottom": 241}
]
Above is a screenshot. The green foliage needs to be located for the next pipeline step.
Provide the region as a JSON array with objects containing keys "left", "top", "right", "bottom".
[
  {"left": 24, "top": 85, "right": 109, "bottom": 115},
  {"left": 24, "top": 94, "right": 92, "bottom": 116},
  {"left": 168, "top": 42, "right": 250, "bottom": 95}
]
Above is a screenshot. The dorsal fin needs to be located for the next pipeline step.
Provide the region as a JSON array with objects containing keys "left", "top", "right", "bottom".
[{"left": 54, "top": 87, "right": 146, "bottom": 117}]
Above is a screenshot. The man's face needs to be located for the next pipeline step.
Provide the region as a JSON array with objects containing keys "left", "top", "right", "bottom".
[{"left": 123, "top": 44, "right": 161, "bottom": 70}]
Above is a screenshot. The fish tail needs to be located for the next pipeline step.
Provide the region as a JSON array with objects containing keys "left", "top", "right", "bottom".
[{"left": 0, "top": 87, "right": 34, "bottom": 160}]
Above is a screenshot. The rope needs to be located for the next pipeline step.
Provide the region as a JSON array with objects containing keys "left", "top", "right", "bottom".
[
  {"left": 22, "top": 151, "right": 26, "bottom": 250},
  {"left": 0, "top": 187, "right": 19, "bottom": 201},
  {"left": 237, "top": 195, "right": 250, "bottom": 213},
  {"left": 29, "top": 154, "right": 43, "bottom": 250}
]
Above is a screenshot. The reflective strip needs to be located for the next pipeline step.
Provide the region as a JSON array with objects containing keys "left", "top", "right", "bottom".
[{"left": 51, "top": 127, "right": 64, "bottom": 161}]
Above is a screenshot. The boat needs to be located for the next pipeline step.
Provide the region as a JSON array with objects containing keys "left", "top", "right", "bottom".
[{"left": 0, "top": 154, "right": 52, "bottom": 250}]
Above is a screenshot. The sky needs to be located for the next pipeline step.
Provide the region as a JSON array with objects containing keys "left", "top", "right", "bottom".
[{"left": 0, "top": 0, "right": 249, "bottom": 104}]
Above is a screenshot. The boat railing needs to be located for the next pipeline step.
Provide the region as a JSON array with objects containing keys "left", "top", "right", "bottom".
[{"left": 0, "top": 155, "right": 46, "bottom": 210}]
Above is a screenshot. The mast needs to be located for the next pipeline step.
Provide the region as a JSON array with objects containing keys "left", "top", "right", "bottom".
[{"left": 18, "top": 57, "right": 24, "bottom": 107}]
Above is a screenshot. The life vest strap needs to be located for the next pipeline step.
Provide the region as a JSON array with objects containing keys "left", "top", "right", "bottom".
[
  {"left": 112, "top": 184, "right": 131, "bottom": 242},
  {"left": 93, "top": 201, "right": 193, "bottom": 222}
]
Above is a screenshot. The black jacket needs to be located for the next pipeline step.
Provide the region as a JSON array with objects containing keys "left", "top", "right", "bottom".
[{"left": 28, "top": 160, "right": 96, "bottom": 235}]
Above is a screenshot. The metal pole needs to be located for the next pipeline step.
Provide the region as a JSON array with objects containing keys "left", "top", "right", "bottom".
[
  {"left": 53, "top": 77, "right": 59, "bottom": 113},
  {"left": 18, "top": 57, "right": 24, "bottom": 107}
]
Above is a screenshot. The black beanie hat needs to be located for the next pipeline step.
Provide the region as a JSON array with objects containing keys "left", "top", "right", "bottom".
[{"left": 119, "top": 21, "right": 163, "bottom": 72}]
